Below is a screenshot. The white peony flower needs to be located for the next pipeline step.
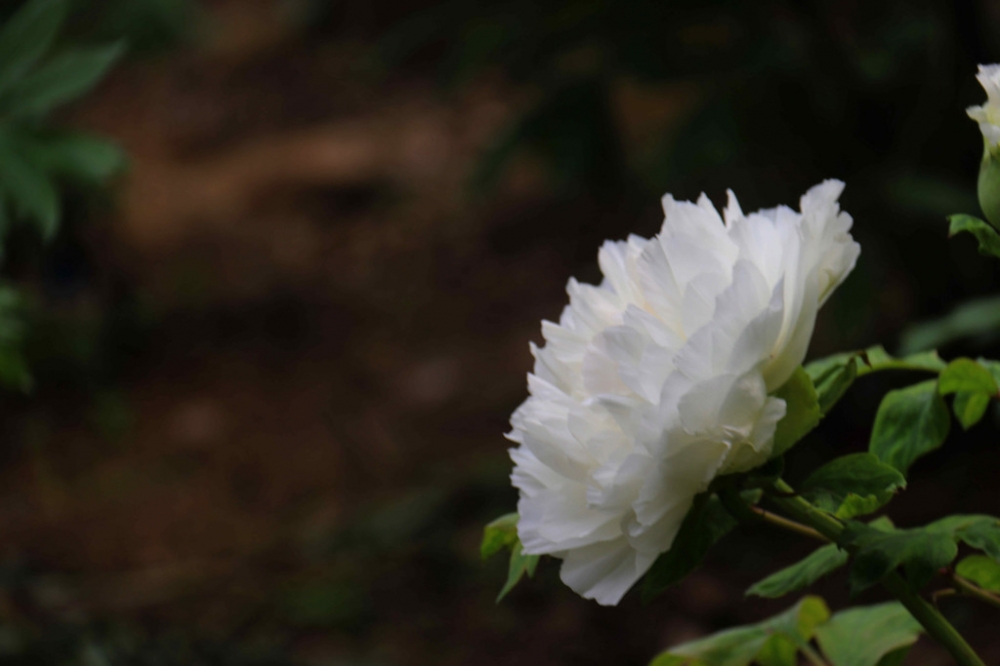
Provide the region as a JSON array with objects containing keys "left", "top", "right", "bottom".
[
  {"left": 508, "top": 180, "right": 860, "bottom": 605},
  {"left": 967, "top": 63, "right": 1000, "bottom": 152}
]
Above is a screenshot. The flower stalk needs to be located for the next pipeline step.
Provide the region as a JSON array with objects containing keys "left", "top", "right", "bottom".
[{"left": 749, "top": 479, "right": 987, "bottom": 666}]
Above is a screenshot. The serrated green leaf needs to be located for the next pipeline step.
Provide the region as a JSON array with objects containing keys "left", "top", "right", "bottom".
[
  {"left": 0, "top": 0, "right": 69, "bottom": 92},
  {"left": 0, "top": 140, "right": 59, "bottom": 238},
  {"left": 955, "top": 555, "right": 1000, "bottom": 592},
  {"left": 481, "top": 512, "right": 518, "bottom": 560},
  {"left": 771, "top": 367, "right": 820, "bottom": 456},
  {"left": 496, "top": 541, "right": 539, "bottom": 602},
  {"left": 3, "top": 42, "right": 125, "bottom": 117},
  {"left": 869, "top": 380, "right": 950, "bottom": 474},
  {"left": 814, "top": 602, "right": 922, "bottom": 666},
  {"left": 949, "top": 213, "right": 1000, "bottom": 259},
  {"left": 650, "top": 596, "right": 830, "bottom": 666},
  {"left": 841, "top": 523, "right": 957, "bottom": 594},
  {"left": 25, "top": 132, "right": 126, "bottom": 183},
  {"left": 642, "top": 493, "right": 736, "bottom": 602},
  {"left": 802, "top": 453, "right": 906, "bottom": 519},
  {"left": 746, "top": 543, "right": 848, "bottom": 599},
  {"left": 953, "top": 391, "right": 991, "bottom": 430},
  {"left": 938, "top": 357, "right": 999, "bottom": 396}
]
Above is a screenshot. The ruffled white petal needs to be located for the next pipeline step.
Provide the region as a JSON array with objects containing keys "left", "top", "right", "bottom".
[
  {"left": 968, "top": 64, "right": 1000, "bottom": 150},
  {"left": 509, "top": 181, "right": 859, "bottom": 605}
]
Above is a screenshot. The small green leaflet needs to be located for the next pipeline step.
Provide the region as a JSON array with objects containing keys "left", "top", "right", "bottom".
[
  {"left": 948, "top": 214, "right": 1000, "bottom": 259},
  {"left": 480, "top": 513, "right": 540, "bottom": 602},
  {"left": 771, "top": 367, "right": 820, "bottom": 456},
  {"left": 955, "top": 555, "right": 1000, "bottom": 592},
  {"left": 938, "top": 357, "right": 999, "bottom": 396},
  {"left": 650, "top": 598, "right": 922, "bottom": 666},
  {"left": 746, "top": 543, "right": 848, "bottom": 599},
  {"left": 649, "top": 596, "right": 830, "bottom": 666},
  {"left": 869, "top": 380, "right": 950, "bottom": 474},
  {"left": 481, "top": 512, "right": 518, "bottom": 559},
  {"left": 0, "top": 0, "right": 69, "bottom": 92},
  {"left": 927, "top": 514, "right": 1000, "bottom": 562},
  {"left": 814, "top": 602, "right": 922, "bottom": 666},
  {"left": 801, "top": 453, "right": 906, "bottom": 520},
  {"left": 642, "top": 493, "right": 736, "bottom": 602},
  {"left": 804, "top": 345, "right": 945, "bottom": 416},
  {"left": 840, "top": 522, "right": 957, "bottom": 594},
  {"left": 938, "top": 358, "right": 998, "bottom": 430}
]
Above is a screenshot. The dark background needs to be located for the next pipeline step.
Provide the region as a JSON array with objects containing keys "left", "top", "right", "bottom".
[{"left": 0, "top": 0, "right": 998, "bottom": 663}]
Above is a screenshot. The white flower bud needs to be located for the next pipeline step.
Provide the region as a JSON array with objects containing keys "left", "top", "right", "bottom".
[{"left": 508, "top": 182, "right": 859, "bottom": 605}]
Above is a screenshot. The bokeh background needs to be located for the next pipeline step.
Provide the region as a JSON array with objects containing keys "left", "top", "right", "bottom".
[{"left": 0, "top": 0, "right": 998, "bottom": 663}]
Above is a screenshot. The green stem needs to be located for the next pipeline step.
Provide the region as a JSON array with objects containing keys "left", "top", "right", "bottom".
[{"left": 763, "top": 479, "right": 985, "bottom": 666}]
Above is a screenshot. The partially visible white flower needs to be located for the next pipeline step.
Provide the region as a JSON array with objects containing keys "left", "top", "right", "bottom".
[
  {"left": 967, "top": 64, "right": 1000, "bottom": 152},
  {"left": 967, "top": 64, "right": 1000, "bottom": 230},
  {"left": 508, "top": 181, "right": 859, "bottom": 606}
]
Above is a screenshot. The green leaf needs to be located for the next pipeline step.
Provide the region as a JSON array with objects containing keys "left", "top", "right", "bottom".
[
  {"left": 948, "top": 213, "right": 1000, "bottom": 259},
  {"left": 771, "top": 367, "right": 820, "bottom": 456},
  {"left": 860, "top": 346, "right": 946, "bottom": 374},
  {"left": 841, "top": 523, "right": 957, "bottom": 594},
  {"left": 869, "top": 380, "right": 950, "bottom": 474},
  {"left": 0, "top": 0, "right": 69, "bottom": 92},
  {"left": 650, "top": 596, "right": 830, "bottom": 666},
  {"left": 25, "top": 132, "right": 126, "bottom": 183},
  {"left": 497, "top": 541, "right": 539, "bottom": 602},
  {"left": 927, "top": 514, "right": 1000, "bottom": 562},
  {"left": 0, "top": 139, "right": 59, "bottom": 238},
  {"left": 642, "top": 493, "right": 736, "bottom": 602},
  {"left": 955, "top": 555, "right": 1000, "bottom": 592},
  {"left": 812, "top": 356, "right": 858, "bottom": 415},
  {"left": 953, "top": 391, "right": 991, "bottom": 430},
  {"left": 938, "top": 357, "right": 999, "bottom": 396},
  {"left": 814, "top": 602, "right": 922, "bottom": 666},
  {"left": 481, "top": 512, "right": 518, "bottom": 559},
  {"left": 802, "top": 453, "right": 906, "bottom": 519},
  {"left": 3, "top": 43, "right": 125, "bottom": 117},
  {"left": 746, "top": 543, "right": 848, "bottom": 599}
]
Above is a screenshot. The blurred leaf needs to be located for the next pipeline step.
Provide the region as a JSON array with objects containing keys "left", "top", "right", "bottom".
[
  {"left": 481, "top": 512, "right": 519, "bottom": 559},
  {"left": 938, "top": 357, "right": 999, "bottom": 396},
  {"left": 948, "top": 213, "right": 1000, "bottom": 259},
  {"left": 26, "top": 132, "right": 126, "bottom": 183},
  {"left": 840, "top": 522, "right": 957, "bottom": 594},
  {"left": 814, "top": 602, "right": 921, "bottom": 666},
  {"left": 649, "top": 596, "right": 830, "bottom": 666},
  {"left": 0, "top": 0, "right": 68, "bottom": 92},
  {"left": 899, "top": 296, "right": 1000, "bottom": 354},
  {"left": 868, "top": 380, "right": 950, "bottom": 474},
  {"left": 497, "top": 541, "right": 539, "bottom": 603},
  {"left": 771, "top": 366, "right": 820, "bottom": 456},
  {"left": 746, "top": 543, "right": 848, "bottom": 599},
  {"left": 642, "top": 493, "right": 736, "bottom": 602},
  {"left": 955, "top": 555, "right": 1000, "bottom": 592},
  {"left": 3, "top": 42, "right": 125, "bottom": 117},
  {"left": 0, "top": 136, "right": 59, "bottom": 238},
  {"left": 802, "top": 453, "right": 906, "bottom": 520}
]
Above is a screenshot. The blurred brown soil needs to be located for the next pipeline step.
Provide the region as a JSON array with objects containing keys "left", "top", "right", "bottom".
[{"left": 0, "top": 2, "right": 991, "bottom": 665}]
